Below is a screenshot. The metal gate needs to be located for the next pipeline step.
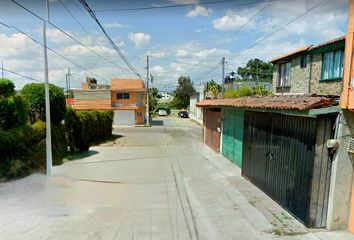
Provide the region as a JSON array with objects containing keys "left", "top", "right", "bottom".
[
  {"left": 222, "top": 109, "right": 244, "bottom": 167},
  {"left": 243, "top": 111, "right": 318, "bottom": 225},
  {"left": 205, "top": 109, "right": 221, "bottom": 152}
]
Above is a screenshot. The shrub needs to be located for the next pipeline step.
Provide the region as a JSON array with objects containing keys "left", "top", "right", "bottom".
[
  {"left": 224, "top": 84, "right": 272, "bottom": 98},
  {"left": 0, "top": 79, "right": 15, "bottom": 97},
  {"left": 21, "top": 83, "right": 66, "bottom": 125},
  {"left": 0, "top": 95, "right": 28, "bottom": 130},
  {"left": 225, "top": 85, "right": 253, "bottom": 98},
  {"left": 65, "top": 108, "right": 113, "bottom": 152}
]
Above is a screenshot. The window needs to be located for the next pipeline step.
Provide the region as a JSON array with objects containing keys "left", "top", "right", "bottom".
[
  {"left": 279, "top": 62, "right": 291, "bottom": 86},
  {"left": 136, "top": 112, "right": 142, "bottom": 117},
  {"left": 117, "top": 92, "right": 130, "bottom": 99},
  {"left": 300, "top": 56, "right": 307, "bottom": 68},
  {"left": 322, "top": 49, "right": 344, "bottom": 80}
]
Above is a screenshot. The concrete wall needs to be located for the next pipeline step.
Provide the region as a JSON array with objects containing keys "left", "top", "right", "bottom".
[
  {"left": 326, "top": 110, "right": 354, "bottom": 230},
  {"left": 74, "top": 90, "right": 110, "bottom": 100},
  {"left": 189, "top": 94, "right": 203, "bottom": 124},
  {"left": 111, "top": 91, "right": 146, "bottom": 107},
  {"left": 310, "top": 53, "right": 343, "bottom": 95}
]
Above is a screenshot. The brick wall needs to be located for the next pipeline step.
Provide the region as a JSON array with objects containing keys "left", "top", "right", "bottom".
[{"left": 310, "top": 53, "right": 342, "bottom": 95}]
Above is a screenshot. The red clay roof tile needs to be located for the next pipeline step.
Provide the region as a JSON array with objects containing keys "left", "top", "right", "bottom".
[{"left": 196, "top": 95, "right": 338, "bottom": 111}]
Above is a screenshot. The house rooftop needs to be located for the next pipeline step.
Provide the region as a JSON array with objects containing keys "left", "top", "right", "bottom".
[
  {"left": 71, "top": 99, "right": 112, "bottom": 110},
  {"left": 312, "top": 36, "right": 345, "bottom": 49},
  {"left": 111, "top": 78, "right": 146, "bottom": 91},
  {"left": 270, "top": 45, "right": 312, "bottom": 63},
  {"left": 270, "top": 36, "right": 345, "bottom": 63},
  {"left": 196, "top": 95, "right": 338, "bottom": 111}
]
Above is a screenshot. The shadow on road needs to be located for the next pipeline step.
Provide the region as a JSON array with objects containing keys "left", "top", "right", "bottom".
[
  {"left": 66, "top": 150, "right": 100, "bottom": 161},
  {"left": 151, "top": 120, "right": 164, "bottom": 126}
]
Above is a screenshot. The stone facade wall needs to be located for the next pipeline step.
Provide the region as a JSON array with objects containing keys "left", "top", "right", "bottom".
[
  {"left": 310, "top": 53, "right": 342, "bottom": 95},
  {"left": 272, "top": 56, "right": 310, "bottom": 94},
  {"left": 272, "top": 64, "right": 279, "bottom": 94},
  {"left": 289, "top": 56, "right": 310, "bottom": 94}
]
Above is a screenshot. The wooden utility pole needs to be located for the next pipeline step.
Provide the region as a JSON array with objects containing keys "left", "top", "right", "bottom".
[{"left": 341, "top": 0, "right": 354, "bottom": 109}]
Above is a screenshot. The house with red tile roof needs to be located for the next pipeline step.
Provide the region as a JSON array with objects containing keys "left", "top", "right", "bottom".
[
  {"left": 271, "top": 36, "right": 345, "bottom": 95},
  {"left": 111, "top": 78, "right": 147, "bottom": 125}
]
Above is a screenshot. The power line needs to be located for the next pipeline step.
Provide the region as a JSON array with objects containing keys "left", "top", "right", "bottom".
[
  {"left": 229, "top": 0, "right": 328, "bottom": 61},
  {"left": 78, "top": 0, "right": 144, "bottom": 80},
  {"left": 3, "top": 68, "right": 43, "bottom": 83},
  {"left": 93, "top": 0, "right": 279, "bottom": 12},
  {"left": 6, "top": 22, "right": 109, "bottom": 83},
  {"left": 194, "top": 62, "right": 221, "bottom": 83},
  {"left": 10, "top": 0, "right": 44, "bottom": 21},
  {"left": 215, "top": 0, "right": 273, "bottom": 50},
  {"left": 10, "top": 0, "right": 132, "bottom": 74},
  {"left": 47, "top": 20, "right": 131, "bottom": 73},
  {"left": 58, "top": 0, "right": 120, "bottom": 65}
]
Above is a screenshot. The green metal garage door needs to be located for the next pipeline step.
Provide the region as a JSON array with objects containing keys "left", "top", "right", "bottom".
[{"left": 222, "top": 109, "right": 244, "bottom": 167}]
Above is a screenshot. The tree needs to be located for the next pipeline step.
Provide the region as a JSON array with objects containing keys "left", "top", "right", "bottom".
[
  {"left": 0, "top": 79, "right": 27, "bottom": 130},
  {"left": 237, "top": 58, "right": 274, "bottom": 82},
  {"left": 207, "top": 79, "right": 222, "bottom": 99},
  {"left": 171, "top": 76, "right": 196, "bottom": 109},
  {"left": 0, "top": 79, "right": 16, "bottom": 97},
  {"left": 21, "top": 83, "right": 66, "bottom": 125}
]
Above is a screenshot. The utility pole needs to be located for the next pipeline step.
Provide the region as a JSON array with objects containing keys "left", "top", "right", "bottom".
[
  {"left": 43, "top": 0, "right": 52, "bottom": 177},
  {"left": 256, "top": 62, "right": 259, "bottom": 85},
  {"left": 146, "top": 56, "right": 150, "bottom": 126},
  {"left": 65, "top": 67, "right": 71, "bottom": 95},
  {"left": 221, "top": 57, "right": 225, "bottom": 98}
]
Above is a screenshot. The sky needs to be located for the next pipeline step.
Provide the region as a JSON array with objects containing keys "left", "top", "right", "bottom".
[{"left": 0, "top": 0, "right": 349, "bottom": 92}]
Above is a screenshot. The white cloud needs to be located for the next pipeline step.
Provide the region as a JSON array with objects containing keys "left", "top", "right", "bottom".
[
  {"left": 213, "top": 11, "right": 250, "bottom": 31},
  {"left": 175, "top": 49, "right": 189, "bottom": 57},
  {"left": 186, "top": 5, "right": 213, "bottom": 17},
  {"left": 128, "top": 32, "right": 151, "bottom": 49},
  {"left": 195, "top": 28, "right": 207, "bottom": 33},
  {"left": 145, "top": 50, "right": 166, "bottom": 58},
  {"left": 104, "top": 22, "right": 128, "bottom": 29}
]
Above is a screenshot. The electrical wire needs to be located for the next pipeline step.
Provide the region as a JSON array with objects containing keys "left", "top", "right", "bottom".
[
  {"left": 78, "top": 0, "right": 144, "bottom": 80},
  {"left": 229, "top": 0, "right": 328, "bottom": 61},
  {"left": 5, "top": 22, "right": 109, "bottom": 84},
  {"left": 47, "top": 20, "right": 131, "bottom": 73},
  {"left": 3, "top": 68, "right": 43, "bottom": 83},
  {"left": 58, "top": 0, "right": 121, "bottom": 65},
  {"left": 93, "top": 0, "right": 279, "bottom": 12}
]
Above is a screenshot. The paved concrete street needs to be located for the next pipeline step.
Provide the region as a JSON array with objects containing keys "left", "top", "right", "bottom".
[{"left": 0, "top": 117, "right": 353, "bottom": 240}]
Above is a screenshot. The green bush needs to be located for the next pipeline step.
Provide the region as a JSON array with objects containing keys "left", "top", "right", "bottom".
[
  {"left": 225, "top": 84, "right": 272, "bottom": 98},
  {"left": 0, "top": 79, "right": 15, "bottom": 97},
  {"left": 0, "top": 79, "right": 28, "bottom": 130},
  {"left": 21, "top": 83, "right": 66, "bottom": 125},
  {"left": 0, "top": 123, "right": 45, "bottom": 179},
  {"left": 0, "top": 120, "right": 67, "bottom": 179},
  {"left": 0, "top": 95, "right": 28, "bottom": 130},
  {"left": 66, "top": 108, "right": 113, "bottom": 151}
]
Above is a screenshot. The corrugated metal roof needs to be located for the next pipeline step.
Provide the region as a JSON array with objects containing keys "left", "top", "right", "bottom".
[
  {"left": 196, "top": 95, "right": 338, "bottom": 111},
  {"left": 111, "top": 79, "right": 146, "bottom": 91}
]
